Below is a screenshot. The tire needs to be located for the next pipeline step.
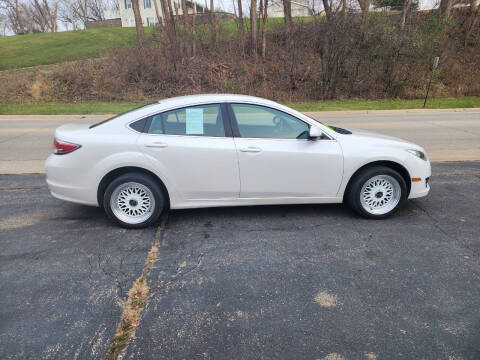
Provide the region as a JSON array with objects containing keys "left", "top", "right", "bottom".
[
  {"left": 346, "top": 165, "right": 407, "bottom": 219},
  {"left": 103, "top": 172, "right": 165, "bottom": 229}
]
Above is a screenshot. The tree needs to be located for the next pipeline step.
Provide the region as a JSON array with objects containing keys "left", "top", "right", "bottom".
[
  {"left": 152, "top": 0, "right": 162, "bottom": 25},
  {"left": 283, "top": 0, "right": 292, "bottom": 46},
  {"left": 237, "top": 0, "right": 244, "bottom": 35},
  {"left": 131, "top": 0, "right": 144, "bottom": 44},
  {"left": 357, "top": 0, "right": 370, "bottom": 25},
  {"left": 438, "top": 0, "right": 453, "bottom": 19},
  {"left": 464, "top": 0, "right": 479, "bottom": 45},
  {"left": 250, "top": 0, "right": 257, "bottom": 58},
  {"left": 210, "top": 0, "right": 215, "bottom": 45},
  {"left": 399, "top": 0, "right": 412, "bottom": 30},
  {"left": 259, "top": 0, "right": 268, "bottom": 58}
]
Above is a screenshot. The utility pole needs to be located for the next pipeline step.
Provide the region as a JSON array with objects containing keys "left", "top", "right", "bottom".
[{"left": 423, "top": 56, "right": 440, "bottom": 108}]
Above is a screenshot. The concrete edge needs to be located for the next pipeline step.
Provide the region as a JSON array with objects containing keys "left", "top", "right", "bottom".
[
  {"left": 0, "top": 108, "right": 479, "bottom": 119},
  {"left": 304, "top": 108, "right": 480, "bottom": 116}
]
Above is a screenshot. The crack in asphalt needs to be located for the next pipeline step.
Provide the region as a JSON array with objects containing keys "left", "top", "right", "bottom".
[
  {"left": 105, "top": 215, "right": 168, "bottom": 360},
  {"left": 412, "top": 201, "right": 478, "bottom": 257}
]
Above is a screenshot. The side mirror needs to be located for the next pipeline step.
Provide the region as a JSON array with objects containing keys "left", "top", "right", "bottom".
[{"left": 309, "top": 126, "right": 323, "bottom": 139}]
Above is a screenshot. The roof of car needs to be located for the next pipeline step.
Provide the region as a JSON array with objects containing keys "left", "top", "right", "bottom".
[{"left": 156, "top": 94, "right": 281, "bottom": 108}]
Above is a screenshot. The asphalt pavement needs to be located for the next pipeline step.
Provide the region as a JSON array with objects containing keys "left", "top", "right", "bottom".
[
  {"left": 1, "top": 162, "right": 479, "bottom": 359},
  {"left": 1, "top": 109, "right": 479, "bottom": 173}
]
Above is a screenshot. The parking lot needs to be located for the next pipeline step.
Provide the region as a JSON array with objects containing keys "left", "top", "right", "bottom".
[{"left": 1, "top": 161, "right": 480, "bottom": 359}]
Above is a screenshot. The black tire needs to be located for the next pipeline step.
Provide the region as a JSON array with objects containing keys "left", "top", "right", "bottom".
[
  {"left": 345, "top": 165, "right": 407, "bottom": 219},
  {"left": 103, "top": 172, "right": 165, "bottom": 229}
]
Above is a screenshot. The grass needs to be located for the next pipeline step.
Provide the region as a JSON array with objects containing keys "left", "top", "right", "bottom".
[
  {"left": 0, "top": 17, "right": 302, "bottom": 71},
  {"left": 287, "top": 97, "right": 480, "bottom": 112},
  {"left": 0, "top": 27, "right": 153, "bottom": 71},
  {"left": 0, "top": 101, "right": 147, "bottom": 115},
  {"left": 1, "top": 97, "right": 479, "bottom": 115}
]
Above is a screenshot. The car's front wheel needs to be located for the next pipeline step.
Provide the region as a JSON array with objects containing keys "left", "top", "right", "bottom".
[
  {"left": 104, "top": 173, "right": 165, "bottom": 228},
  {"left": 346, "top": 166, "right": 407, "bottom": 219}
]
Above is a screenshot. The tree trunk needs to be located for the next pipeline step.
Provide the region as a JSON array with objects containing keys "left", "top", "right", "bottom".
[
  {"left": 358, "top": 0, "right": 370, "bottom": 25},
  {"left": 181, "top": 0, "right": 191, "bottom": 54},
  {"left": 283, "top": 0, "right": 292, "bottom": 47},
  {"left": 251, "top": 0, "right": 258, "bottom": 59},
  {"left": 322, "top": 0, "right": 333, "bottom": 22},
  {"left": 438, "top": 0, "right": 453, "bottom": 19},
  {"left": 464, "top": 0, "right": 479, "bottom": 45},
  {"left": 400, "top": 0, "right": 412, "bottom": 30},
  {"left": 153, "top": 0, "right": 163, "bottom": 26},
  {"left": 261, "top": 0, "right": 268, "bottom": 58},
  {"left": 131, "top": 0, "right": 145, "bottom": 44},
  {"left": 237, "top": 0, "right": 244, "bottom": 35},
  {"left": 210, "top": 0, "right": 216, "bottom": 45},
  {"left": 192, "top": 4, "right": 197, "bottom": 56}
]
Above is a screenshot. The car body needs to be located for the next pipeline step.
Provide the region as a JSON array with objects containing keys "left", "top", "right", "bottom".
[{"left": 46, "top": 94, "right": 431, "bottom": 227}]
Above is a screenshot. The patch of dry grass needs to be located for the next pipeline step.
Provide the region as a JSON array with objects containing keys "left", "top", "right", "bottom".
[{"left": 106, "top": 216, "right": 167, "bottom": 360}]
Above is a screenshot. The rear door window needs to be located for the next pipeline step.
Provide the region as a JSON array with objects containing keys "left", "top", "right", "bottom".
[{"left": 147, "top": 104, "right": 226, "bottom": 137}]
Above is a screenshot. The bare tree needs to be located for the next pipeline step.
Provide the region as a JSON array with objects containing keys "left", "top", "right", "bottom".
[
  {"left": 438, "top": 0, "right": 453, "bottom": 19},
  {"left": 131, "top": 0, "right": 145, "bottom": 44},
  {"left": 464, "top": 0, "right": 479, "bottom": 45},
  {"left": 400, "top": 0, "right": 412, "bottom": 30},
  {"left": 322, "top": 0, "right": 333, "bottom": 21},
  {"left": 283, "top": 0, "right": 292, "bottom": 46},
  {"left": 210, "top": 0, "right": 215, "bottom": 44},
  {"left": 357, "top": 0, "right": 370, "bottom": 25},
  {"left": 259, "top": 0, "right": 268, "bottom": 58},
  {"left": 31, "top": 0, "right": 58, "bottom": 32},
  {"left": 250, "top": 0, "right": 257, "bottom": 58},
  {"left": 152, "top": 0, "right": 162, "bottom": 25},
  {"left": 181, "top": 0, "right": 190, "bottom": 54},
  {"left": 237, "top": 0, "right": 244, "bottom": 35}
]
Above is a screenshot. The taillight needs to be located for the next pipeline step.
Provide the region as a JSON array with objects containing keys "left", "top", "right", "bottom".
[{"left": 53, "top": 138, "right": 81, "bottom": 154}]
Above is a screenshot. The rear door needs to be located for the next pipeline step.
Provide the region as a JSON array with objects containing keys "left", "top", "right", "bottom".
[
  {"left": 228, "top": 103, "right": 343, "bottom": 198},
  {"left": 137, "top": 103, "right": 240, "bottom": 200}
]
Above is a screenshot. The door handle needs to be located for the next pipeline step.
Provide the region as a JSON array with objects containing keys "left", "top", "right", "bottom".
[
  {"left": 240, "top": 146, "right": 262, "bottom": 153},
  {"left": 145, "top": 142, "right": 168, "bottom": 148}
]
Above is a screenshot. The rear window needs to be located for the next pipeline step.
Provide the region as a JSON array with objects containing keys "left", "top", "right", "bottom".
[{"left": 89, "top": 103, "right": 156, "bottom": 129}]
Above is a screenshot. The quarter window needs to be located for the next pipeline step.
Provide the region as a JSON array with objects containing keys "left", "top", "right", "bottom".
[
  {"left": 147, "top": 104, "right": 225, "bottom": 137},
  {"left": 230, "top": 104, "right": 310, "bottom": 139}
]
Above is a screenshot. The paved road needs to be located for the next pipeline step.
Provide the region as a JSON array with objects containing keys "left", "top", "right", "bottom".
[
  {"left": 1, "top": 162, "right": 480, "bottom": 359},
  {"left": 1, "top": 109, "right": 479, "bottom": 174}
]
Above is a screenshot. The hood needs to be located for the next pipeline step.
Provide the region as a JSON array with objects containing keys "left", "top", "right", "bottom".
[{"left": 347, "top": 128, "right": 419, "bottom": 147}]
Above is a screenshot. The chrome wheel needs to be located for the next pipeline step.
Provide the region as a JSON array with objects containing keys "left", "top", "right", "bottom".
[
  {"left": 360, "top": 175, "right": 401, "bottom": 215},
  {"left": 110, "top": 182, "right": 155, "bottom": 225}
]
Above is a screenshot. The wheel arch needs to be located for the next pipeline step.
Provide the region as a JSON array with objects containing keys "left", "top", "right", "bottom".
[
  {"left": 343, "top": 160, "right": 411, "bottom": 200},
  {"left": 97, "top": 166, "right": 170, "bottom": 208}
]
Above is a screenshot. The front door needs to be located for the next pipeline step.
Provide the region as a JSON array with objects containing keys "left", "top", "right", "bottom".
[{"left": 229, "top": 103, "right": 343, "bottom": 198}]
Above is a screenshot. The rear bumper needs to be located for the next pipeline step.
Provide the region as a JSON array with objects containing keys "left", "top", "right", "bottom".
[{"left": 45, "top": 154, "right": 99, "bottom": 206}]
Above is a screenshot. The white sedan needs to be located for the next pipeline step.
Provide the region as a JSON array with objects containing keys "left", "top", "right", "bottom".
[{"left": 46, "top": 94, "right": 431, "bottom": 228}]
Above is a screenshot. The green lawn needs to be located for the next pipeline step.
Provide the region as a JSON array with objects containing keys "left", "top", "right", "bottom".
[
  {"left": 0, "top": 18, "right": 297, "bottom": 71},
  {"left": 288, "top": 97, "right": 480, "bottom": 112},
  {"left": 1, "top": 97, "right": 478, "bottom": 115},
  {"left": 0, "top": 27, "right": 154, "bottom": 71},
  {"left": 0, "top": 102, "right": 147, "bottom": 115}
]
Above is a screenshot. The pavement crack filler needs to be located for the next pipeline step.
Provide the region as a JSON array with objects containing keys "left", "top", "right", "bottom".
[{"left": 106, "top": 215, "right": 168, "bottom": 360}]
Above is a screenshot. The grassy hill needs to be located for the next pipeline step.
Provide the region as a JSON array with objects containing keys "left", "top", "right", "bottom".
[
  {"left": 0, "top": 27, "right": 155, "bottom": 71},
  {"left": 0, "top": 18, "right": 295, "bottom": 71}
]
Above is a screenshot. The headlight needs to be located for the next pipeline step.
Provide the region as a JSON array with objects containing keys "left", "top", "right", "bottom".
[{"left": 406, "top": 149, "right": 427, "bottom": 161}]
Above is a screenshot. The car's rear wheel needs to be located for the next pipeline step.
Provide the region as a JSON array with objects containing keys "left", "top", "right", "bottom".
[
  {"left": 104, "top": 173, "right": 165, "bottom": 228},
  {"left": 346, "top": 166, "right": 407, "bottom": 219}
]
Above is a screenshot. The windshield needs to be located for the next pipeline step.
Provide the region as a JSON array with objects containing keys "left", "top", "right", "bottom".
[{"left": 89, "top": 103, "right": 157, "bottom": 128}]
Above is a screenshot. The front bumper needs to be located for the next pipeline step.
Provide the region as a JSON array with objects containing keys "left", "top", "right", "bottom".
[{"left": 408, "top": 160, "right": 431, "bottom": 199}]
